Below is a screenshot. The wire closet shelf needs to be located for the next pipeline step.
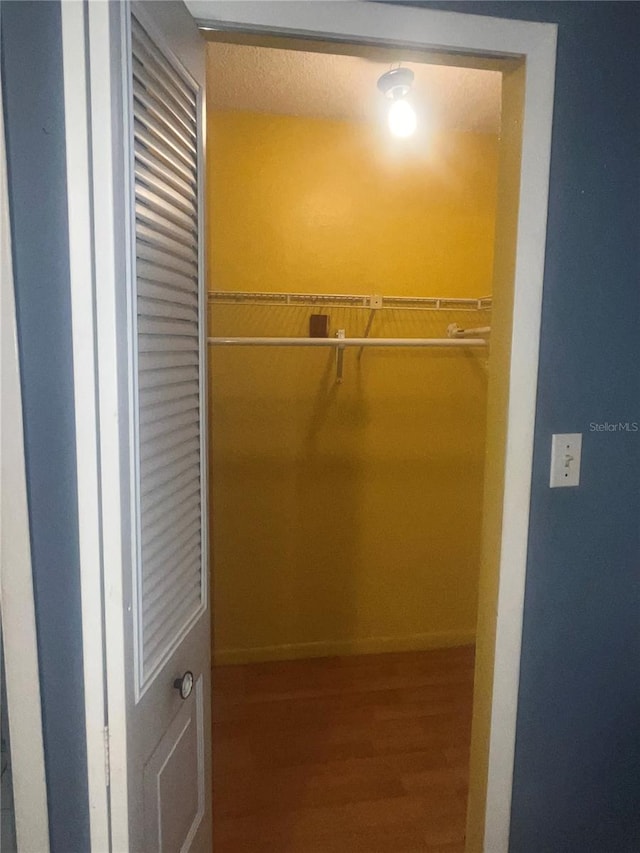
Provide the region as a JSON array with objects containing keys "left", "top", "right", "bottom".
[
  {"left": 207, "top": 289, "right": 492, "bottom": 382},
  {"left": 207, "top": 289, "right": 492, "bottom": 312}
]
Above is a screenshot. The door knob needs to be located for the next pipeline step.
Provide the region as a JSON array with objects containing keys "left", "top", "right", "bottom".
[{"left": 173, "top": 671, "right": 194, "bottom": 700}]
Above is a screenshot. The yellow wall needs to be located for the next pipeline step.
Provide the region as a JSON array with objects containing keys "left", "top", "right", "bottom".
[
  {"left": 208, "top": 112, "right": 498, "bottom": 300},
  {"left": 207, "top": 109, "right": 499, "bottom": 664}
]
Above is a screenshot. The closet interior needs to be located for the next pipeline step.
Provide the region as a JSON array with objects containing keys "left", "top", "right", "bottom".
[{"left": 206, "top": 36, "right": 501, "bottom": 852}]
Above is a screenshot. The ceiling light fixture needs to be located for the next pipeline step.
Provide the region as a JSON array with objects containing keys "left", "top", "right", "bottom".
[{"left": 377, "top": 67, "right": 417, "bottom": 138}]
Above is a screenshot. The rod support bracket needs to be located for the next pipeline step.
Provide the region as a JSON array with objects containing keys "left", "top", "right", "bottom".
[{"left": 336, "top": 329, "right": 346, "bottom": 383}]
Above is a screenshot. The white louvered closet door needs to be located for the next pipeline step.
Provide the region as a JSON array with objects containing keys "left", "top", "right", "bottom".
[
  {"left": 132, "top": 12, "right": 204, "bottom": 691},
  {"left": 122, "top": 5, "right": 211, "bottom": 851}
]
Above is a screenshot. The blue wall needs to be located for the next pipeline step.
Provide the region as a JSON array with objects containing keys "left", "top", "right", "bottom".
[
  {"left": 2, "top": 1, "right": 639, "bottom": 851},
  {"left": 1, "top": 2, "right": 91, "bottom": 851},
  {"left": 414, "top": 2, "right": 640, "bottom": 850}
]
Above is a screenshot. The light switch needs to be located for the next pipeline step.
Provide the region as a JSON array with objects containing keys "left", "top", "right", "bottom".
[{"left": 550, "top": 433, "right": 582, "bottom": 487}]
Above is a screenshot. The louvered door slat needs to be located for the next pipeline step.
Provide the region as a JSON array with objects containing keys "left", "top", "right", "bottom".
[
  {"left": 133, "top": 80, "right": 197, "bottom": 156},
  {"left": 137, "top": 221, "right": 197, "bottom": 264},
  {"left": 139, "top": 363, "right": 199, "bottom": 390},
  {"left": 140, "top": 420, "right": 200, "bottom": 459},
  {"left": 136, "top": 163, "right": 196, "bottom": 217},
  {"left": 136, "top": 201, "right": 195, "bottom": 250},
  {"left": 139, "top": 459, "right": 201, "bottom": 527},
  {"left": 144, "top": 577, "right": 201, "bottom": 639},
  {"left": 138, "top": 350, "right": 198, "bottom": 373},
  {"left": 139, "top": 435, "right": 199, "bottom": 479},
  {"left": 142, "top": 478, "right": 201, "bottom": 532},
  {"left": 138, "top": 279, "right": 198, "bottom": 308},
  {"left": 135, "top": 183, "right": 197, "bottom": 234},
  {"left": 132, "top": 19, "right": 196, "bottom": 109},
  {"left": 142, "top": 466, "right": 200, "bottom": 518},
  {"left": 136, "top": 240, "right": 198, "bottom": 279},
  {"left": 137, "top": 297, "right": 198, "bottom": 324},
  {"left": 143, "top": 542, "right": 202, "bottom": 600},
  {"left": 141, "top": 519, "right": 201, "bottom": 578},
  {"left": 138, "top": 259, "right": 198, "bottom": 292},
  {"left": 140, "top": 452, "right": 200, "bottom": 500},
  {"left": 130, "top": 17, "right": 204, "bottom": 691},
  {"left": 135, "top": 145, "right": 196, "bottom": 206},
  {"left": 142, "top": 535, "right": 201, "bottom": 596},
  {"left": 134, "top": 107, "right": 196, "bottom": 173},
  {"left": 139, "top": 523, "right": 200, "bottom": 574},
  {"left": 138, "top": 315, "right": 198, "bottom": 337},
  {"left": 134, "top": 125, "right": 195, "bottom": 187},
  {"left": 142, "top": 513, "right": 201, "bottom": 570},
  {"left": 138, "top": 395, "right": 199, "bottom": 429},
  {"left": 138, "top": 335, "right": 199, "bottom": 354},
  {"left": 132, "top": 60, "right": 196, "bottom": 137},
  {"left": 140, "top": 381, "right": 199, "bottom": 411},
  {"left": 143, "top": 492, "right": 201, "bottom": 547},
  {"left": 144, "top": 579, "right": 201, "bottom": 642},
  {"left": 132, "top": 57, "right": 196, "bottom": 140},
  {"left": 143, "top": 552, "right": 202, "bottom": 616},
  {"left": 143, "top": 589, "right": 201, "bottom": 670}
]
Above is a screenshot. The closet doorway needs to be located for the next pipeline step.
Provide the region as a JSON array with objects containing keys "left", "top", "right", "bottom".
[
  {"left": 206, "top": 34, "right": 516, "bottom": 852},
  {"left": 59, "top": 1, "right": 556, "bottom": 849}
]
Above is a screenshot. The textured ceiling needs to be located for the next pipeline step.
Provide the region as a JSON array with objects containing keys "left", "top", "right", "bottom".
[{"left": 206, "top": 42, "right": 501, "bottom": 134}]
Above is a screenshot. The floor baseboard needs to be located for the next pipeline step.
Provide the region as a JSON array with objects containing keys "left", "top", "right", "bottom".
[{"left": 213, "top": 629, "right": 476, "bottom": 666}]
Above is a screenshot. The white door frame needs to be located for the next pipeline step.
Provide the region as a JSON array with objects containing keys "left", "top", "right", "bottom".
[
  {"left": 0, "top": 64, "right": 50, "bottom": 853},
  {"left": 61, "top": 2, "right": 556, "bottom": 851}
]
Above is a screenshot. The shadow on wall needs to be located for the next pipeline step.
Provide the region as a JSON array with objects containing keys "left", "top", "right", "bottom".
[
  {"left": 208, "top": 303, "right": 488, "bottom": 663},
  {"left": 293, "top": 352, "right": 364, "bottom": 655}
]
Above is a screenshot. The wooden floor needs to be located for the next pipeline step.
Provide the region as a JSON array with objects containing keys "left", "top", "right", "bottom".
[{"left": 212, "top": 646, "right": 475, "bottom": 852}]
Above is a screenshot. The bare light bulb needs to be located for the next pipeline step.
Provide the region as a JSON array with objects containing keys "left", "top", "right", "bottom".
[{"left": 388, "top": 98, "right": 417, "bottom": 138}]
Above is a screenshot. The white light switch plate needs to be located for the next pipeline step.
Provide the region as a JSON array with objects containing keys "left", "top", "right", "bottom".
[{"left": 550, "top": 433, "right": 582, "bottom": 487}]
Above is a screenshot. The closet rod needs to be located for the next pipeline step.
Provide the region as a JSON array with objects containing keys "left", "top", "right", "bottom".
[{"left": 208, "top": 336, "right": 487, "bottom": 348}]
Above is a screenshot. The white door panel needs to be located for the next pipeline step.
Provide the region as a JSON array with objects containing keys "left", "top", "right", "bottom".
[
  {"left": 143, "top": 677, "right": 206, "bottom": 852},
  {"left": 121, "top": 2, "right": 210, "bottom": 850}
]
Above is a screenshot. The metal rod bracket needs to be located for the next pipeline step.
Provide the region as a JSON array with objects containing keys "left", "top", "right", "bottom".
[{"left": 336, "top": 329, "right": 346, "bottom": 384}]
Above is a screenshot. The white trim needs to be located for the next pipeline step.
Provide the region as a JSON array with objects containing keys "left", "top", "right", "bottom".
[
  {"left": 86, "top": 3, "right": 131, "bottom": 847},
  {"left": 0, "top": 62, "right": 50, "bottom": 853},
  {"left": 75, "top": 2, "right": 212, "bottom": 848},
  {"left": 484, "top": 43, "right": 556, "bottom": 852},
  {"left": 187, "top": 4, "right": 557, "bottom": 850},
  {"left": 187, "top": 1, "right": 553, "bottom": 55},
  {"left": 60, "top": 3, "right": 111, "bottom": 850}
]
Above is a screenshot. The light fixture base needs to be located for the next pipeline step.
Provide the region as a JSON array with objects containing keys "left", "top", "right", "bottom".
[{"left": 377, "top": 67, "right": 415, "bottom": 100}]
